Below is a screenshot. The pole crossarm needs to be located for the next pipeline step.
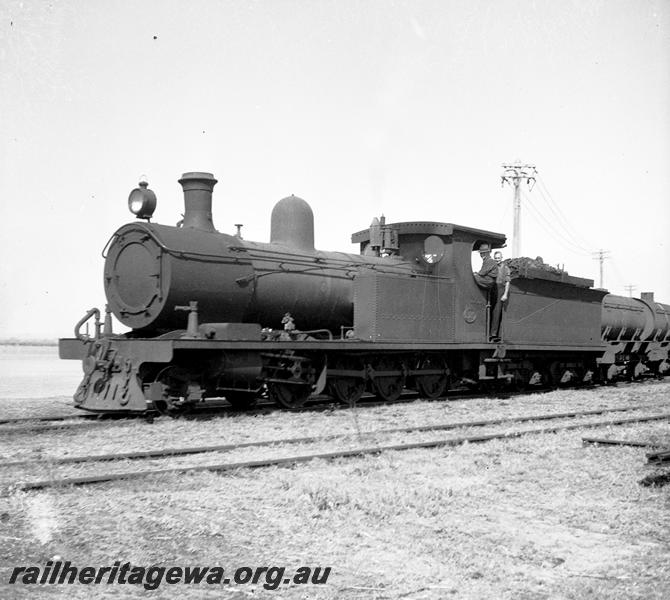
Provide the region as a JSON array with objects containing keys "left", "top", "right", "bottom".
[{"left": 501, "top": 163, "right": 538, "bottom": 184}]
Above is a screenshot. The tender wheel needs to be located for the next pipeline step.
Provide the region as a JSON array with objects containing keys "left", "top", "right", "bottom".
[
  {"left": 533, "top": 363, "right": 554, "bottom": 389},
  {"left": 582, "top": 367, "right": 596, "bottom": 386},
  {"left": 549, "top": 361, "right": 584, "bottom": 387},
  {"left": 415, "top": 356, "right": 449, "bottom": 400},
  {"left": 370, "top": 358, "right": 405, "bottom": 402},
  {"left": 267, "top": 381, "right": 311, "bottom": 409},
  {"left": 510, "top": 370, "right": 529, "bottom": 392},
  {"left": 599, "top": 364, "right": 618, "bottom": 385},
  {"left": 225, "top": 391, "right": 258, "bottom": 410},
  {"left": 328, "top": 357, "right": 366, "bottom": 405},
  {"left": 631, "top": 362, "right": 646, "bottom": 380},
  {"left": 329, "top": 378, "right": 365, "bottom": 406}
]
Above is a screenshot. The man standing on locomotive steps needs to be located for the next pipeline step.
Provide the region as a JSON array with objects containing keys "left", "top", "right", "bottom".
[
  {"left": 490, "top": 250, "right": 511, "bottom": 342},
  {"left": 472, "top": 243, "right": 501, "bottom": 342}
]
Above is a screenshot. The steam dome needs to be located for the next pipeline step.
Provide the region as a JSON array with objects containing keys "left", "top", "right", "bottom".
[{"left": 270, "top": 195, "right": 315, "bottom": 252}]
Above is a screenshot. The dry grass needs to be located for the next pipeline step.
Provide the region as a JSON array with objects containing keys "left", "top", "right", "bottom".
[
  {"left": 1, "top": 381, "right": 668, "bottom": 461},
  {"left": 0, "top": 383, "right": 669, "bottom": 599},
  {"left": 0, "top": 396, "right": 80, "bottom": 420}
]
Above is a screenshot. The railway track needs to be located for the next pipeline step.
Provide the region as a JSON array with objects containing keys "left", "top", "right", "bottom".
[
  {"left": 0, "top": 387, "right": 542, "bottom": 433},
  {"left": 7, "top": 403, "right": 669, "bottom": 491},
  {"left": 5, "top": 377, "right": 665, "bottom": 434},
  {"left": 0, "top": 414, "right": 90, "bottom": 425}
]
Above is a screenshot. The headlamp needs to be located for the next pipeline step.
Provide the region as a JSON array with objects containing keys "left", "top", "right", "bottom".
[{"left": 128, "top": 181, "right": 157, "bottom": 220}]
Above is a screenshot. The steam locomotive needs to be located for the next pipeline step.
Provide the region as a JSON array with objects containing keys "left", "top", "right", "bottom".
[{"left": 59, "top": 171, "right": 670, "bottom": 413}]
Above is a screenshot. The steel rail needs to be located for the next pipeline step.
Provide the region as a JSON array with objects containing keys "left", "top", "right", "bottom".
[
  {"left": 2, "top": 377, "right": 665, "bottom": 433},
  {"left": 0, "top": 393, "right": 427, "bottom": 430},
  {"left": 582, "top": 437, "right": 665, "bottom": 449},
  {"left": 0, "top": 388, "right": 533, "bottom": 433},
  {"left": 0, "top": 417, "right": 138, "bottom": 434},
  {"left": 2, "top": 402, "right": 667, "bottom": 469},
  {"left": 639, "top": 471, "right": 670, "bottom": 487},
  {"left": 0, "top": 414, "right": 92, "bottom": 425},
  {"left": 646, "top": 449, "right": 670, "bottom": 464},
  {"left": 12, "top": 411, "right": 670, "bottom": 490}
]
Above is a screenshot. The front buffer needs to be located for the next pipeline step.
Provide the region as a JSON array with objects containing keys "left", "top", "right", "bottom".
[
  {"left": 59, "top": 312, "right": 303, "bottom": 414},
  {"left": 59, "top": 336, "right": 175, "bottom": 413},
  {"left": 60, "top": 333, "right": 272, "bottom": 414}
]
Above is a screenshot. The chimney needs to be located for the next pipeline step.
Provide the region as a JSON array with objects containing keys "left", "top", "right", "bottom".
[
  {"left": 641, "top": 292, "right": 655, "bottom": 303},
  {"left": 178, "top": 172, "right": 218, "bottom": 232}
]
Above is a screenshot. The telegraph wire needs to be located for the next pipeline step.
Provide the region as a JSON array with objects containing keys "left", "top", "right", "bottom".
[
  {"left": 533, "top": 176, "right": 594, "bottom": 253},
  {"left": 521, "top": 190, "right": 593, "bottom": 256},
  {"left": 519, "top": 175, "right": 635, "bottom": 291},
  {"left": 609, "top": 257, "right": 633, "bottom": 292},
  {"left": 522, "top": 191, "right": 589, "bottom": 253},
  {"left": 497, "top": 195, "right": 510, "bottom": 230},
  {"left": 535, "top": 176, "right": 581, "bottom": 236},
  {"left": 535, "top": 175, "right": 591, "bottom": 246}
]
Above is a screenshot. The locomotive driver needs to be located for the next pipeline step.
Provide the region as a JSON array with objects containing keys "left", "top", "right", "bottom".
[
  {"left": 472, "top": 243, "right": 499, "bottom": 342},
  {"left": 473, "top": 243, "right": 498, "bottom": 289},
  {"left": 490, "top": 250, "right": 511, "bottom": 342}
]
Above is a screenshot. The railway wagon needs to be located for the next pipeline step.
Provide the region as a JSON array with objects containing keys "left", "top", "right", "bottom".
[{"left": 59, "top": 171, "right": 670, "bottom": 413}]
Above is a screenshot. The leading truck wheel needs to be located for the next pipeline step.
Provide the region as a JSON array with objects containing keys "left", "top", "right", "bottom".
[
  {"left": 267, "top": 381, "right": 311, "bottom": 409},
  {"left": 152, "top": 366, "right": 192, "bottom": 417}
]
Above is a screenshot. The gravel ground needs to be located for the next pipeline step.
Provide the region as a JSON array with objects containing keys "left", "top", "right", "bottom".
[
  {"left": 0, "top": 396, "right": 81, "bottom": 420},
  {"left": 1, "top": 381, "right": 668, "bottom": 462},
  {"left": 2, "top": 406, "right": 669, "bottom": 490},
  {"left": 0, "top": 381, "right": 669, "bottom": 599}
]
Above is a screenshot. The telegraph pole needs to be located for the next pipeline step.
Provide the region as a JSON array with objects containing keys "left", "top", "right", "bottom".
[
  {"left": 624, "top": 284, "right": 636, "bottom": 297},
  {"left": 501, "top": 162, "right": 537, "bottom": 257},
  {"left": 592, "top": 249, "right": 611, "bottom": 289}
]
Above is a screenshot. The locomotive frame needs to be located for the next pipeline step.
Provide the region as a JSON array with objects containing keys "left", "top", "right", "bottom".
[{"left": 59, "top": 171, "right": 670, "bottom": 413}]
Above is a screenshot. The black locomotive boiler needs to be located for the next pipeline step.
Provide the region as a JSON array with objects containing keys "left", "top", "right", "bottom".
[{"left": 59, "top": 171, "right": 670, "bottom": 413}]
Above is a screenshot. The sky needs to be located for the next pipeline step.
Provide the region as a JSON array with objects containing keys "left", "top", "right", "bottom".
[{"left": 1, "top": 0, "right": 668, "bottom": 340}]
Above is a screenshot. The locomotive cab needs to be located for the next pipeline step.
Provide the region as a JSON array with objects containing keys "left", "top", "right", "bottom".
[
  {"left": 350, "top": 220, "right": 506, "bottom": 342},
  {"left": 350, "top": 218, "right": 609, "bottom": 348}
]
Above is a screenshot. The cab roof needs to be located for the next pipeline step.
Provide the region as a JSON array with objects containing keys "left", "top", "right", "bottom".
[{"left": 351, "top": 221, "right": 507, "bottom": 249}]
